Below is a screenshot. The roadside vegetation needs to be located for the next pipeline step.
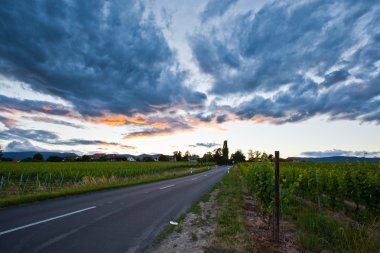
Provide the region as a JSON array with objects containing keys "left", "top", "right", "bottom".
[
  {"left": 240, "top": 161, "right": 380, "bottom": 253},
  {"left": 205, "top": 166, "right": 255, "bottom": 253},
  {"left": 0, "top": 161, "right": 214, "bottom": 208}
]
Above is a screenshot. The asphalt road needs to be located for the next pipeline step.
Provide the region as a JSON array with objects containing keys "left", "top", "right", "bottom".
[{"left": 0, "top": 165, "right": 230, "bottom": 253}]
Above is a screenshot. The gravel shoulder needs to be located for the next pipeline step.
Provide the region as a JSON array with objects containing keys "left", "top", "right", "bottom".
[{"left": 147, "top": 189, "right": 219, "bottom": 253}]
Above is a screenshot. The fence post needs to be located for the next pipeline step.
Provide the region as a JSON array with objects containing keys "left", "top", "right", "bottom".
[{"left": 273, "top": 151, "right": 280, "bottom": 243}]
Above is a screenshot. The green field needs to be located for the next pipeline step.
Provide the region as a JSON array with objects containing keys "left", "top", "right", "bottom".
[{"left": 0, "top": 161, "right": 214, "bottom": 207}]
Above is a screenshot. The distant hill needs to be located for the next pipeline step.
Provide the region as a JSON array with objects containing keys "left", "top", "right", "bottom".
[
  {"left": 2, "top": 152, "right": 78, "bottom": 160},
  {"left": 297, "top": 156, "right": 380, "bottom": 162}
]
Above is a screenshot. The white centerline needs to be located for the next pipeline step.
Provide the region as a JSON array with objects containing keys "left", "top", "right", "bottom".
[
  {"left": 0, "top": 206, "right": 96, "bottom": 236},
  {"left": 191, "top": 177, "right": 198, "bottom": 181},
  {"left": 159, "top": 184, "right": 175, "bottom": 190}
]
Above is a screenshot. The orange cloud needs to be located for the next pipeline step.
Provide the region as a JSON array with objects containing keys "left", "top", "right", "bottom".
[
  {"left": 124, "top": 129, "right": 174, "bottom": 139},
  {"left": 147, "top": 122, "right": 170, "bottom": 129},
  {"left": 95, "top": 141, "right": 136, "bottom": 149},
  {"left": 120, "top": 145, "right": 136, "bottom": 150},
  {"left": 41, "top": 105, "right": 53, "bottom": 111},
  {"left": 92, "top": 115, "right": 147, "bottom": 125}
]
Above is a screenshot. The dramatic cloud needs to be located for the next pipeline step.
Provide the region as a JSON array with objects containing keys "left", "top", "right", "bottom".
[
  {"left": 189, "top": 142, "right": 219, "bottom": 148},
  {"left": 200, "top": 0, "right": 238, "bottom": 22},
  {"left": 301, "top": 149, "right": 380, "bottom": 158},
  {"left": 5, "top": 140, "right": 45, "bottom": 152},
  {"left": 0, "top": 0, "right": 206, "bottom": 118},
  {"left": 124, "top": 119, "right": 192, "bottom": 138},
  {"left": 0, "top": 95, "right": 72, "bottom": 116},
  {"left": 0, "top": 128, "right": 59, "bottom": 143},
  {"left": 191, "top": 0, "right": 380, "bottom": 123},
  {"left": 0, "top": 127, "right": 134, "bottom": 149}
]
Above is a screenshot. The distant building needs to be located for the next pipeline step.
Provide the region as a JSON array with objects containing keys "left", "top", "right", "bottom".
[
  {"left": 168, "top": 156, "right": 176, "bottom": 162},
  {"left": 127, "top": 156, "right": 135, "bottom": 162}
]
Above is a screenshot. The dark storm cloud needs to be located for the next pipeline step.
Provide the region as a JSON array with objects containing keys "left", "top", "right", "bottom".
[
  {"left": 0, "top": 95, "right": 72, "bottom": 116},
  {"left": 5, "top": 140, "right": 46, "bottom": 152},
  {"left": 200, "top": 0, "right": 239, "bottom": 22},
  {"left": 0, "top": 0, "right": 206, "bottom": 117},
  {"left": 189, "top": 142, "right": 219, "bottom": 148},
  {"left": 301, "top": 149, "right": 380, "bottom": 158},
  {"left": 0, "top": 128, "right": 59, "bottom": 143},
  {"left": 0, "top": 127, "right": 133, "bottom": 148},
  {"left": 191, "top": 0, "right": 380, "bottom": 123}
]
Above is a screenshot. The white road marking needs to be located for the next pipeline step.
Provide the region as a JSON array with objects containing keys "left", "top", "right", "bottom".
[
  {"left": 191, "top": 177, "right": 198, "bottom": 181},
  {"left": 159, "top": 184, "right": 175, "bottom": 190},
  {"left": 0, "top": 206, "right": 96, "bottom": 236}
]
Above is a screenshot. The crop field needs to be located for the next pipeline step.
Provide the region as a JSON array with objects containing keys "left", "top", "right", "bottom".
[
  {"left": 240, "top": 162, "right": 380, "bottom": 221},
  {"left": 0, "top": 161, "right": 213, "bottom": 201},
  {"left": 239, "top": 161, "right": 380, "bottom": 252}
]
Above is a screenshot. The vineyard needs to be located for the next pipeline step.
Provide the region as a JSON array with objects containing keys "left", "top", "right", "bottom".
[
  {"left": 240, "top": 162, "right": 380, "bottom": 221},
  {"left": 0, "top": 161, "right": 213, "bottom": 200}
]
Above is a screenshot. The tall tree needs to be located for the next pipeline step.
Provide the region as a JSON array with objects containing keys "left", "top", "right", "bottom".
[
  {"left": 222, "top": 140, "right": 229, "bottom": 164},
  {"left": 183, "top": 150, "right": 191, "bottom": 161},
  {"left": 33, "top": 153, "right": 44, "bottom": 161},
  {"left": 213, "top": 148, "right": 223, "bottom": 165},
  {"left": 231, "top": 150, "right": 246, "bottom": 163},
  {"left": 248, "top": 149, "right": 254, "bottom": 161},
  {"left": 173, "top": 151, "right": 182, "bottom": 161}
]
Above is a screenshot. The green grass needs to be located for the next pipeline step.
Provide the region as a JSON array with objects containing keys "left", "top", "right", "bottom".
[
  {"left": 286, "top": 199, "right": 380, "bottom": 253},
  {"left": 0, "top": 166, "right": 210, "bottom": 208},
  {"left": 207, "top": 166, "right": 255, "bottom": 253}
]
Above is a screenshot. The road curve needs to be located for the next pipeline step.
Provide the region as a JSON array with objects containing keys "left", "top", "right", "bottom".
[{"left": 0, "top": 166, "right": 230, "bottom": 253}]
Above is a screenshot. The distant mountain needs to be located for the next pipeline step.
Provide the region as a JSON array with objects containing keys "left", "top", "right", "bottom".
[
  {"left": 136, "top": 154, "right": 161, "bottom": 159},
  {"left": 2, "top": 152, "right": 78, "bottom": 160},
  {"left": 296, "top": 156, "right": 380, "bottom": 162}
]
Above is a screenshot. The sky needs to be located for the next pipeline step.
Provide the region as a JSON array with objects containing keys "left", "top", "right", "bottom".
[{"left": 0, "top": 0, "right": 379, "bottom": 158}]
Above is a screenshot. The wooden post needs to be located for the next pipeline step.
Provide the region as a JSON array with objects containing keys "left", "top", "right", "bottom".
[{"left": 273, "top": 151, "right": 280, "bottom": 243}]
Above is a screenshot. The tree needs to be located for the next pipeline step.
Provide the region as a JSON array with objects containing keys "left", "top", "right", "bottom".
[
  {"left": 248, "top": 149, "right": 255, "bottom": 162},
  {"left": 82, "top": 155, "right": 91, "bottom": 161},
  {"left": 200, "top": 152, "right": 213, "bottom": 163},
  {"left": 47, "top": 156, "right": 63, "bottom": 162},
  {"left": 213, "top": 148, "right": 223, "bottom": 165},
  {"left": 254, "top": 151, "right": 262, "bottom": 162},
  {"left": 173, "top": 151, "right": 182, "bottom": 161},
  {"left": 143, "top": 156, "right": 155, "bottom": 162},
  {"left": 158, "top": 154, "right": 169, "bottom": 161},
  {"left": 33, "top": 153, "right": 44, "bottom": 161},
  {"left": 183, "top": 150, "right": 191, "bottom": 161},
  {"left": 0, "top": 145, "right": 3, "bottom": 159},
  {"left": 231, "top": 150, "right": 246, "bottom": 163},
  {"left": 222, "top": 140, "right": 229, "bottom": 164},
  {"left": 261, "top": 152, "right": 269, "bottom": 161}
]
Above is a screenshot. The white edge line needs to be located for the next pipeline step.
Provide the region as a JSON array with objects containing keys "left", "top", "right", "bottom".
[
  {"left": 0, "top": 206, "right": 96, "bottom": 236},
  {"left": 159, "top": 184, "right": 175, "bottom": 190}
]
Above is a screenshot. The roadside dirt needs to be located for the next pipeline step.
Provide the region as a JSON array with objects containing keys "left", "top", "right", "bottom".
[
  {"left": 148, "top": 189, "right": 219, "bottom": 253},
  {"left": 150, "top": 186, "right": 306, "bottom": 253}
]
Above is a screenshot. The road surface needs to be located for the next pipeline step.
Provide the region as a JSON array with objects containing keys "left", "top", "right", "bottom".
[{"left": 0, "top": 166, "right": 230, "bottom": 253}]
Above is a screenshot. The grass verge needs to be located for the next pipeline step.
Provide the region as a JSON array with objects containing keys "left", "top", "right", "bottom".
[
  {"left": 0, "top": 167, "right": 210, "bottom": 208},
  {"left": 205, "top": 166, "right": 255, "bottom": 253}
]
